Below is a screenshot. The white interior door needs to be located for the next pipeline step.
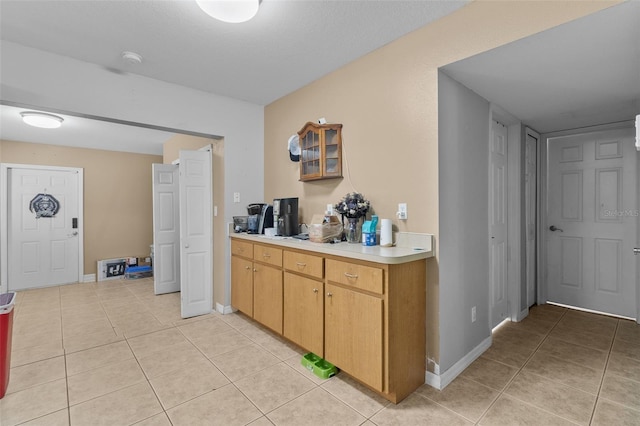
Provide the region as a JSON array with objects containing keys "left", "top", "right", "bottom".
[
  {"left": 179, "top": 149, "right": 212, "bottom": 318},
  {"left": 8, "top": 167, "right": 81, "bottom": 290},
  {"left": 525, "top": 128, "right": 539, "bottom": 307},
  {"left": 152, "top": 164, "right": 180, "bottom": 295},
  {"left": 547, "top": 128, "right": 636, "bottom": 318},
  {"left": 490, "top": 120, "right": 509, "bottom": 327}
]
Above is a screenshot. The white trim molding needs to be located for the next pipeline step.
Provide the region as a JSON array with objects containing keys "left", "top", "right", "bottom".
[
  {"left": 425, "top": 335, "right": 492, "bottom": 390},
  {"left": 216, "top": 302, "right": 234, "bottom": 315}
]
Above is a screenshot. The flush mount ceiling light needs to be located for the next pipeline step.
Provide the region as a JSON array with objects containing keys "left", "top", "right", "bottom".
[
  {"left": 20, "top": 111, "right": 64, "bottom": 129},
  {"left": 195, "top": 0, "right": 260, "bottom": 23},
  {"left": 121, "top": 51, "right": 143, "bottom": 65}
]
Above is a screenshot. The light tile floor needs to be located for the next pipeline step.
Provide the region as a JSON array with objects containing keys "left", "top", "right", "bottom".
[{"left": 1, "top": 279, "right": 639, "bottom": 425}]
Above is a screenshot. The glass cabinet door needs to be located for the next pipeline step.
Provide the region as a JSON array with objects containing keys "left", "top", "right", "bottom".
[
  {"left": 324, "top": 129, "right": 340, "bottom": 176},
  {"left": 301, "top": 130, "right": 321, "bottom": 178}
]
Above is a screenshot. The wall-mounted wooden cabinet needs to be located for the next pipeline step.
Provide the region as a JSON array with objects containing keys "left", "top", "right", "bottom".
[{"left": 297, "top": 122, "right": 343, "bottom": 181}]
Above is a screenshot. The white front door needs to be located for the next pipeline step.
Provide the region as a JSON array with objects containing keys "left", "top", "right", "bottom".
[
  {"left": 152, "top": 164, "right": 180, "bottom": 295},
  {"left": 8, "top": 167, "right": 81, "bottom": 290},
  {"left": 525, "top": 128, "right": 539, "bottom": 307},
  {"left": 490, "top": 120, "right": 509, "bottom": 327},
  {"left": 547, "top": 127, "right": 636, "bottom": 318},
  {"left": 179, "top": 149, "right": 212, "bottom": 318}
]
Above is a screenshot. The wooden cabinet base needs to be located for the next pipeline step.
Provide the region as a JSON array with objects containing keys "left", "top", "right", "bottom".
[{"left": 231, "top": 237, "right": 426, "bottom": 403}]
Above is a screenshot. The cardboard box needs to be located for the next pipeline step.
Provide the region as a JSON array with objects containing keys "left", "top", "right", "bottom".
[{"left": 308, "top": 214, "right": 343, "bottom": 243}]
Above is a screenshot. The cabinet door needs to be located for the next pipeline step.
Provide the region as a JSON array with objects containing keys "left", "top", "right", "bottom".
[
  {"left": 324, "top": 283, "right": 383, "bottom": 391},
  {"left": 283, "top": 272, "right": 323, "bottom": 356},
  {"left": 231, "top": 256, "right": 253, "bottom": 316},
  {"left": 253, "top": 264, "right": 283, "bottom": 333}
]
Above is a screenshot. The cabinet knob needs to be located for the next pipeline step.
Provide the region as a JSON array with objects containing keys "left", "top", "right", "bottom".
[
  {"left": 313, "top": 288, "right": 318, "bottom": 293},
  {"left": 327, "top": 292, "right": 333, "bottom": 297},
  {"left": 253, "top": 268, "right": 257, "bottom": 272},
  {"left": 245, "top": 266, "right": 250, "bottom": 270}
]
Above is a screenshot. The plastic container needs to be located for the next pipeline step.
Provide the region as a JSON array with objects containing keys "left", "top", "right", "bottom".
[
  {"left": 301, "top": 353, "right": 338, "bottom": 379},
  {"left": 125, "top": 265, "right": 153, "bottom": 280},
  {"left": 0, "top": 292, "right": 16, "bottom": 399}
]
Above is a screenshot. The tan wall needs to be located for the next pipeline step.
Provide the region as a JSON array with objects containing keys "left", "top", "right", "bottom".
[
  {"left": 264, "top": 1, "right": 617, "bottom": 367},
  {"left": 163, "top": 134, "right": 226, "bottom": 309},
  {"left": 1, "top": 139, "right": 162, "bottom": 275}
]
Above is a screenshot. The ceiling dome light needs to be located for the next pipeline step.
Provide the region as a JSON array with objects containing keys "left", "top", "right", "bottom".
[
  {"left": 121, "top": 51, "right": 143, "bottom": 65},
  {"left": 195, "top": 0, "right": 260, "bottom": 23},
  {"left": 20, "top": 111, "right": 64, "bottom": 129}
]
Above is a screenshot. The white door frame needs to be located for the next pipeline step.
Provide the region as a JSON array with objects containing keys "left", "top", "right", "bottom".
[
  {"left": 525, "top": 127, "right": 540, "bottom": 309},
  {"left": 539, "top": 121, "right": 638, "bottom": 323},
  {"left": 1, "top": 163, "right": 84, "bottom": 293}
]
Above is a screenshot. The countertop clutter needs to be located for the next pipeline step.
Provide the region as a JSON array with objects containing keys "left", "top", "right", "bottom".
[{"left": 230, "top": 231, "right": 434, "bottom": 264}]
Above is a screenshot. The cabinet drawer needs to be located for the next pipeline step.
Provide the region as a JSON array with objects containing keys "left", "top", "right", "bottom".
[
  {"left": 231, "top": 240, "right": 253, "bottom": 258},
  {"left": 283, "top": 251, "right": 324, "bottom": 279},
  {"left": 254, "top": 244, "right": 283, "bottom": 267},
  {"left": 326, "top": 259, "right": 383, "bottom": 295}
]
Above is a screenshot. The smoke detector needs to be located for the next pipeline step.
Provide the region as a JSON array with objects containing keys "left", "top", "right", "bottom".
[{"left": 121, "top": 51, "right": 143, "bottom": 65}]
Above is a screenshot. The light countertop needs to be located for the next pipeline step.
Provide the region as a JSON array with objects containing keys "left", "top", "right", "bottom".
[{"left": 230, "top": 232, "right": 434, "bottom": 265}]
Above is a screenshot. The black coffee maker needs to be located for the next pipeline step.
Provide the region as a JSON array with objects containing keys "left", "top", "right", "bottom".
[{"left": 273, "top": 197, "right": 298, "bottom": 236}]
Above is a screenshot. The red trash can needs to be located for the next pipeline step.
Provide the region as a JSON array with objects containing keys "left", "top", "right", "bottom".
[{"left": 0, "top": 292, "right": 16, "bottom": 399}]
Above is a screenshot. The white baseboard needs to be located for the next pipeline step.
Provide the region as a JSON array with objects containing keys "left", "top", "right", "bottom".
[
  {"left": 425, "top": 335, "right": 492, "bottom": 390},
  {"left": 216, "top": 303, "right": 234, "bottom": 315},
  {"left": 83, "top": 274, "right": 96, "bottom": 283},
  {"left": 517, "top": 307, "right": 529, "bottom": 322}
]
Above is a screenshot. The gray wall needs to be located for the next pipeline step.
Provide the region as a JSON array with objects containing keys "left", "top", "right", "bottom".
[{"left": 438, "top": 71, "right": 491, "bottom": 372}]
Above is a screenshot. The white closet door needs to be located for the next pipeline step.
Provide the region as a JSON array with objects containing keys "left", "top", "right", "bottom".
[
  {"left": 179, "top": 149, "right": 213, "bottom": 318},
  {"left": 152, "top": 163, "right": 180, "bottom": 295}
]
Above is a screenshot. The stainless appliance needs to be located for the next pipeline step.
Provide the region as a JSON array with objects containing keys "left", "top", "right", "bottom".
[
  {"left": 273, "top": 197, "right": 299, "bottom": 236},
  {"left": 246, "top": 203, "right": 273, "bottom": 234}
]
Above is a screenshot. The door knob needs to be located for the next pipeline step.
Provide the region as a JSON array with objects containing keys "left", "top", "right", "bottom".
[
  {"left": 185, "top": 244, "right": 190, "bottom": 248},
  {"left": 549, "top": 225, "right": 563, "bottom": 232},
  {"left": 634, "top": 248, "right": 640, "bottom": 255}
]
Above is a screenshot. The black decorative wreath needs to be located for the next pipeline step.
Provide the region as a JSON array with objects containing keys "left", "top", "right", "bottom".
[{"left": 29, "top": 193, "right": 60, "bottom": 218}]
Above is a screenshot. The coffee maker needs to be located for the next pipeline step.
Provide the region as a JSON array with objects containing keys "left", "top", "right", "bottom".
[
  {"left": 273, "top": 197, "right": 299, "bottom": 236},
  {"left": 246, "top": 203, "right": 273, "bottom": 234}
]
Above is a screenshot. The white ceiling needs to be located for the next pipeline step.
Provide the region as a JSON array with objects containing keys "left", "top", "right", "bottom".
[
  {"left": 0, "top": 1, "right": 638, "bottom": 154},
  {"left": 0, "top": 0, "right": 468, "bottom": 106},
  {"left": 442, "top": 1, "right": 640, "bottom": 133},
  {"left": 0, "top": 0, "right": 468, "bottom": 153}
]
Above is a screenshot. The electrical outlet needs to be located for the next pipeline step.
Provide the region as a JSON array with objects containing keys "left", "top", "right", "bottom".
[
  {"left": 233, "top": 192, "right": 240, "bottom": 203},
  {"left": 471, "top": 306, "right": 477, "bottom": 323},
  {"left": 397, "top": 203, "right": 408, "bottom": 220}
]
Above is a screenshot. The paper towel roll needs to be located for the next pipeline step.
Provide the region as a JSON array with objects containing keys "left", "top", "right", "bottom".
[{"left": 380, "top": 219, "right": 393, "bottom": 247}]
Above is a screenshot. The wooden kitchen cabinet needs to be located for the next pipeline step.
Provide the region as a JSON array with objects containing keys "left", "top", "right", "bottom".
[
  {"left": 230, "top": 240, "right": 283, "bottom": 334},
  {"left": 253, "top": 263, "right": 283, "bottom": 334},
  {"left": 283, "top": 250, "right": 325, "bottom": 356},
  {"left": 298, "top": 122, "right": 343, "bottom": 181},
  {"left": 231, "top": 255, "right": 253, "bottom": 316},
  {"left": 324, "top": 282, "right": 383, "bottom": 391},
  {"left": 230, "top": 235, "right": 427, "bottom": 403},
  {"left": 284, "top": 273, "right": 324, "bottom": 356}
]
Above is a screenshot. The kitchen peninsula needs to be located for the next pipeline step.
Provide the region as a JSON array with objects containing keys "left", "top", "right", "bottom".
[{"left": 230, "top": 232, "right": 433, "bottom": 403}]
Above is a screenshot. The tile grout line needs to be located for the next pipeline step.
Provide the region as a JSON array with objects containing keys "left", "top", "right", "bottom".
[
  {"left": 474, "top": 307, "right": 570, "bottom": 425},
  {"left": 587, "top": 318, "right": 619, "bottom": 425}
]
